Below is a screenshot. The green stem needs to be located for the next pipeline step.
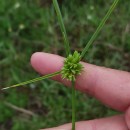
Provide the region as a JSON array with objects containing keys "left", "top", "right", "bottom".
[
  {"left": 72, "top": 79, "right": 76, "bottom": 130},
  {"left": 53, "top": 0, "right": 71, "bottom": 56},
  {"left": 81, "top": 0, "right": 119, "bottom": 59},
  {"left": 2, "top": 71, "right": 61, "bottom": 90}
]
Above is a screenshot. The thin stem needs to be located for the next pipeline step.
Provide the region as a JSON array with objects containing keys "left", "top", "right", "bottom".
[
  {"left": 53, "top": 0, "right": 71, "bottom": 56},
  {"left": 81, "top": 0, "right": 119, "bottom": 59},
  {"left": 2, "top": 71, "right": 61, "bottom": 90},
  {"left": 72, "top": 79, "right": 76, "bottom": 130}
]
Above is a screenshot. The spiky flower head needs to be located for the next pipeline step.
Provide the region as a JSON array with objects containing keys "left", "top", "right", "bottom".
[{"left": 61, "top": 51, "right": 83, "bottom": 81}]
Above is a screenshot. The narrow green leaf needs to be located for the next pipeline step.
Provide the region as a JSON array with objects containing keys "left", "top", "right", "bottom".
[
  {"left": 2, "top": 71, "right": 61, "bottom": 90},
  {"left": 53, "top": 0, "right": 71, "bottom": 56},
  {"left": 81, "top": 0, "right": 119, "bottom": 59},
  {"left": 72, "top": 79, "right": 76, "bottom": 130}
]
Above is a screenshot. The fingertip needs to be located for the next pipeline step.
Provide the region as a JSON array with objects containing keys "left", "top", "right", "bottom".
[
  {"left": 30, "top": 52, "right": 44, "bottom": 69},
  {"left": 30, "top": 52, "right": 64, "bottom": 75}
]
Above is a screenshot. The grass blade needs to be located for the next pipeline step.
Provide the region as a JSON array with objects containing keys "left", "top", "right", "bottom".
[
  {"left": 2, "top": 71, "right": 61, "bottom": 90},
  {"left": 53, "top": 0, "right": 71, "bottom": 56},
  {"left": 81, "top": 0, "right": 119, "bottom": 59},
  {"left": 72, "top": 79, "right": 76, "bottom": 130}
]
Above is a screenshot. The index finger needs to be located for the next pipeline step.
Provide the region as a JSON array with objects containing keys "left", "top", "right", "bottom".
[{"left": 31, "top": 52, "right": 130, "bottom": 111}]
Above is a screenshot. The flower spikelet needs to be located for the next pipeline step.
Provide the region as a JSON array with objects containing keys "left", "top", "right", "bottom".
[{"left": 61, "top": 51, "right": 83, "bottom": 81}]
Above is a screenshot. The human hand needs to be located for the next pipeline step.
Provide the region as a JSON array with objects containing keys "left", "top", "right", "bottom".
[{"left": 31, "top": 52, "right": 130, "bottom": 130}]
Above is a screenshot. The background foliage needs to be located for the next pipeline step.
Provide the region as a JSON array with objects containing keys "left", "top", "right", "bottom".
[{"left": 0, "top": 0, "right": 130, "bottom": 129}]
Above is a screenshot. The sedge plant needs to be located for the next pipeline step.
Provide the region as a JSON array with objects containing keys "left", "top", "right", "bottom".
[{"left": 2, "top": 0, "right": 120, "bottom": 130}]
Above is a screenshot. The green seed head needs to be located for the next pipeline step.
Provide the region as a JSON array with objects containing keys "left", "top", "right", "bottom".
[{"left": 61, "top": 51, "right": 83, "bottom": 81}]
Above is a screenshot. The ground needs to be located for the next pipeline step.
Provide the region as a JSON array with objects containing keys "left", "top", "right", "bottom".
[{"left": 0, "top": 0, "right": 130, "bottom": 130}]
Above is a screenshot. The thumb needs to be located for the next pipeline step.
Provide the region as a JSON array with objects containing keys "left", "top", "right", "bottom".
[
  {"left": 40, "top": 115, "right": 128, "bottom": 130},
  {"left": 40, "top": 128, "right": 66, "bottom": 130},
  {"left": 125, "top": 106, "right": 130, "bottom": 129}
]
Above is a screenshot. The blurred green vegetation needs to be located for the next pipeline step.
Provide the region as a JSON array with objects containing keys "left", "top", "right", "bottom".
[{"left": 0, "top": 0, "right": 130, "bottom": 129}]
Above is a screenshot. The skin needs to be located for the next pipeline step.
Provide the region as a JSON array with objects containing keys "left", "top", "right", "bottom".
[{"left": 31, "top": 52, "right": 130, "bottom": 130}]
